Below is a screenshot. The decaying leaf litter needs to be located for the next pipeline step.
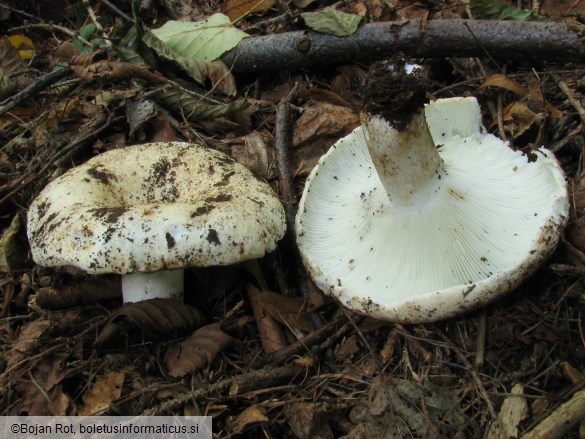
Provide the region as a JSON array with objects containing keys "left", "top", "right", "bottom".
[{"left": 0, "top": 0, "right": 584, "bottom": 436}]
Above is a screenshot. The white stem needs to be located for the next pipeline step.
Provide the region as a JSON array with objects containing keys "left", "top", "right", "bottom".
[
  {"left": 364, "top": 111, "right": 445, "bottom": 208},
  {"left": 121, "top": 270, "right": 184, "bottom": 303}
]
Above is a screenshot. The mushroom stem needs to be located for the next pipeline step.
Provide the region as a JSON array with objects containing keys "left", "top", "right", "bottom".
[
  {"left": 364, "top": 110, "right": 445, "bottom": 208},
  {"left": 121, "top": 270, "right": 184, "bottom": 303}
]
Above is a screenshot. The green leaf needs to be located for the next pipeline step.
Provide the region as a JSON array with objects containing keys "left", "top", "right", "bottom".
[
  {"left": 151, "top": 13, "right": 249, "bottom": 62},
  {"left": 142, "top": 22, "right": 237, "bottom": 94},
  {"left": 301, "top": 7, "right": 364, "bottom": 36},
  {"left": 470, "top": 0, "right": 547, "bottom": 21}
]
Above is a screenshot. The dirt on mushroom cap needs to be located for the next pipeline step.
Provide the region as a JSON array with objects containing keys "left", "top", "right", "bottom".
[{"left": 27, "top": 142, "right": 287, "bottom": 274}]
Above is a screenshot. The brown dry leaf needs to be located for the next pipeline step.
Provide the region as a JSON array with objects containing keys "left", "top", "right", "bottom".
[
  {"left": 221, "top": 0, "right": 276, "bottom": 21},
  {"left": 246, "top": 283, "right": 287, "bottom": 353},
  {"left": 284, "top": 402, "right": 332, "bottom": 439},
  {"left": 5, "top": 319, "right": 51, "bottom": 369},
  {"left": 293, "top": 101, "right": 359, "bottom": 146},
  {"left": 230, "top": 132, "right": 276, "bottom": 180},
  {"left": 70, "top": 59, "right": 166, "bottom": 84},
  {"left": 331, "top": 65, "right": 367, "bottom": 113},
  {"left": 36, "top": 276, "right": 121, "bottom": 310},
  {"left": 480, "top": 73, "right": 528, "bottom": 97},
  {"left": 0, "top": 36, "right": 26, "bottom": 75},
  {"left": 561, "top": 361, "right": 585, "bottom": 384},
  {"left": 96, "top": 298, "right": 206, "bottom": 347},
  {"left": 502, "top": 101, "right": 542, "bottom": 138},
  {"left": 205, "top": 60, "right": 238, "bottom": 96},
  {"left": 229, "top": 405, "right": 269, "bottom": 434},
  {"left": 165, "top": 322, "right": 233, "bottom": 377},
  {"left": 78, "top": 371, "right": 125, "bottom": 415},
  {"left": 252, "top": 290, "right": 313, "bottom": 332},
  {"left": 297, "top": 88, "right": 352, "bottom": 108},
  {"left": 16, "top": 383, "right": 72, "bottom": 416},
  {"left": 335, "top": 335, "right": 360, "bottom": 361},
  {"left": 147, "top": 111, "right": 179, "bottom": 142},
  {"left": 396, "top": 0, "right": 429, "bottom": 20}
]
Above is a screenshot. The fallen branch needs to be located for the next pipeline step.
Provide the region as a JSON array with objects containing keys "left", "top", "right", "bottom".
[
  {"left": 521, "top": 387, "right": 585, "bottom": 439},
  {"left": 222, "top": 20, "right": 584, "bottom": 75}
]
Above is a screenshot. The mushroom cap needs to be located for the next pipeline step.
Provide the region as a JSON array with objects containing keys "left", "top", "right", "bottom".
[
  {"left": 27, "top": 142, "right": 286, "bottom": 274},
  {"left": 295, "top": 97, "right": 568, "bottom": 323}
]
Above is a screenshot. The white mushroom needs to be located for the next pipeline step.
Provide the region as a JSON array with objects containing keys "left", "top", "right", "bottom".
[
  {"left": 295, "top": 82, "right": 568, "bottom": 323},
  {"left": 27, "top": 142, "right": 286, "bottom": 303}
]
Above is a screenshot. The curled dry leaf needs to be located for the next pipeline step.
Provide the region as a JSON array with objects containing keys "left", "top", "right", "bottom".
[
  {"left": 229, "top": 405, "right": 269, "bottom": 434},
  {"left": 164, "top": 322, "right": 233, "bottom": 377},
  {"left": 78, "top": 371, "right": 125, "bottom": 415},
  {"left": 70, "top": 59, "right": 166, "bottom": 83},
  {"left": 95, "top": 298, "right": 206, "bottom": 347},
  {"left": 36, "top": 276, "right": 121, "bottom": 310},
  {"left": 480, "top": 73, "right": 528, "bottom": 97},
  {"left": 221, "top": 0, "right": 276, "bottom": 21}
]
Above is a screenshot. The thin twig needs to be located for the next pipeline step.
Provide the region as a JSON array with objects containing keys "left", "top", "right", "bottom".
[
  {"left": 98, "top": 0, "right": 131, "bottom": 21},
  {"left": 9, "top": 23, "right": 93, "bottom": 47},
  {"left": 83, "top": 0, "right": 112, "bottom": 47},
  {"left": 143, "top": 365, "right": 305, "bottom": 415},
  {"left": 554, "top": 75, "right": 585, "bottom": 124},
  {"left": 0, "top": 67, "right": 72, "bottom": 117}
]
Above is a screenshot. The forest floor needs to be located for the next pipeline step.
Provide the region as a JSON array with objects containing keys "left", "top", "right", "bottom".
[{"left": 1, "top": 0, "right": 585, "bottom": 437}]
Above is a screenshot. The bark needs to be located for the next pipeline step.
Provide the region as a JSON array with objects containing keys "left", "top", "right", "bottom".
[{"left": 222, "top": 19, "right": 584, "bottom": 75}]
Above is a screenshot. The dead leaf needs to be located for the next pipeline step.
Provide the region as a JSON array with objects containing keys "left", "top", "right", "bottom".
[
  {"left": 9, "top": 34, "right": 35, "bottom": 60},
  {"left": 292, "top": 101, "right": 359, "bottom": 147},
  {"left": 246, "top": 284, "right": 287, "bottom": 353},
  {"left": 297, "top": 88, "right": 353, "bottom": 108},
  {"left": 221, "top": 0, "right": 276, "bottom": 21},
  {"left": 284, "top": 402, "right": 332, "bottom": 439},
  {"left": 78, "top": 371, "right": 125, "bottom": 415},
  {"left": 396, "top": 1, "right": 429, "bottom": 20},
  {"left": 5, "top": 319, "right": 51, "bottom": 369},
  {"left": 335, "top": 335, "right": 360, "bottom": 361},
  {"left": 230, "top": 132, "right": 276, "bottom": 180},
  {"left": 480, "top": 73, "right": 528, "bottom": 97},
  {"left": 70, "top": 56, "right": 166, "bottom": 84},
  {"left": 331, "top": 65, "right": 367, "bottom": 113},
  {"left": 251, "top": 290, "right": 313, "bottom": 332},
  {"left": 502, "top": 101, "right": 543, "bottom": 138},
  {"left": 0, "top": 36, "right": 26, "bottom": 75},
  {"left": 96, "top": 298, "right": 206, "bottom": 347},
  {"left": 164, "top": 322, "right": 233, "bottom": 377},
  {"left": 16, "top": 383, "right": 72, "bottom": 415},
  {"left": 229, "top": 405, "right": 269, "bottom": 434},
  {"left": 35, "top": 276, "right": 121, "bottom": 310},
  {"left": 146, "top": 111, "right": 179, "bottom": 142}
]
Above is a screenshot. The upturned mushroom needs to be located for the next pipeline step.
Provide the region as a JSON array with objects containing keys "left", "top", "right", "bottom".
[
  {"left": 27, "top": 142, "right": 286, "bottom": 303},
  {"left": 295, "top": 61, "right": 568, "bottom": 323}
]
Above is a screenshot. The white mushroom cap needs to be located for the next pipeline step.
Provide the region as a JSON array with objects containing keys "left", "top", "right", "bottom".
[
  {"left": 27, "top": 142, "right": 286, "bottom": 302},
  {"left": 295, "top": 97, "right": 568, "bottom": 323}
]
